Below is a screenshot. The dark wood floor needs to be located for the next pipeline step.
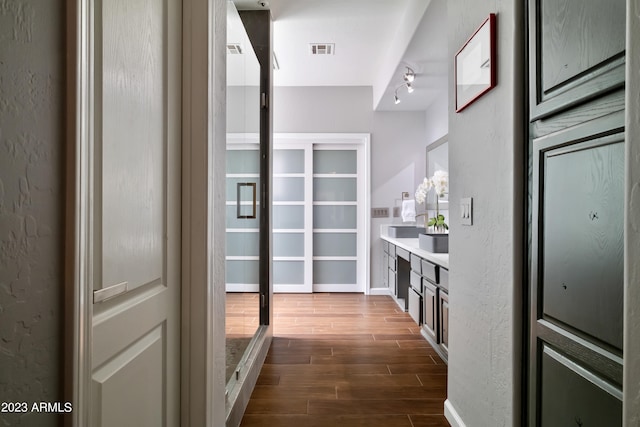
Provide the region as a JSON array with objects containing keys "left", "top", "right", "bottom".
[{"left": 240, "top": 293, "right": 449, "bottom": 427}]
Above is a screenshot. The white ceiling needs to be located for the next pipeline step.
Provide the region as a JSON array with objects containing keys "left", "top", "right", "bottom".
[{"left": 232, "top": 0, "right": 448, "bottom": 112}]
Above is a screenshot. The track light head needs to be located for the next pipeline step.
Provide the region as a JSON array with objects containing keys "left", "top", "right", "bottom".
[
  {"left": 403, "top": 67, "right": 415, "bottom": 83},
  {"left": 406, "top": 83, "right": 414, "bottom": 93},
  {"left": 394, "top": 93, "right": 401, "bottom": 105}
]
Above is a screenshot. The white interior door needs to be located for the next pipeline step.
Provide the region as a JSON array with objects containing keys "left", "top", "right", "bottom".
[
  {"left": 271, "top": 134, "right": 370, "bottom": 294},
  {"left": 272, "top": 142, "right": 313, "bottom": 293},
  {"left": 89, "top": 0, "right": 181, "bottom": 425},
  {"left": 312, "top": 144, "right": 363, "bottom": 293}
]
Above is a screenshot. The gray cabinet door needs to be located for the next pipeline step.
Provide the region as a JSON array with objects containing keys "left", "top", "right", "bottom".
[
  {"left": 423, "top": 281, "right": 437, "bottom": 341},
  {"left": 408, "top": 287, "right": 422, "bottom": 325},
  {"left": 382, "top": 252, "right": 389, "bottom": 288},
  {"left": 439, "top": 290, "right": 449, "bottom": 356},
  {"left": 388, "top": 268, "right": 396, "bottom": 296},
  {"left": 527, "top": 0, "right": 625, "bottom": 425}
]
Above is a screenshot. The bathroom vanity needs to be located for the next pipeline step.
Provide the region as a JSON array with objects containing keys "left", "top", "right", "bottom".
[{"left": 380, "top": 225, "right": 449, "bottom": 363}]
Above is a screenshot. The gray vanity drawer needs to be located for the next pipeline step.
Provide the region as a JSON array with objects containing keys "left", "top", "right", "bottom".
[
  {"left": 410, "top": 271, "right": 422, "bottom": 293},
  {"left": 382, "top": 240, "right": 389, "bottom": 254},
  {"left": 439, "top": 268, "right": 449, "bottom": 292},
  {"left": 388, "top": 243, "right": 396, "bottom": 258},
  {"left": 388, "top": 255, "right": 396, "bottom": 271},
  {"left": 410, "top": 254, "right": 422, "bottom": 273},
  {"left": 421, "top": 259, "right": 438, "bottom": 284},
  {"left": 396, "top": 247, "right": 410, "bottom": 261}
]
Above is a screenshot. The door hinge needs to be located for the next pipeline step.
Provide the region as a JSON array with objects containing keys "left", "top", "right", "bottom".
[{"left": 261, "top": 92, "right": 268, "bottom": 109}]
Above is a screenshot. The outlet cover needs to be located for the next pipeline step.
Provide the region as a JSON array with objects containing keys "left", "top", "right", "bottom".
[{"left": 371, "top": 207, "right": 390, "bottom": 219}]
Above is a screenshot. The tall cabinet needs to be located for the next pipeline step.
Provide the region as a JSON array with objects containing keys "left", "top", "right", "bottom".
[{"left": 527, "top": 1, "right": 625, "bottom": 424}]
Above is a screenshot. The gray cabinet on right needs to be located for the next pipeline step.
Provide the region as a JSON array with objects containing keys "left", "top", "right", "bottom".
[{"left": 527, "top": 0, "right": 625, "bottom": 425}]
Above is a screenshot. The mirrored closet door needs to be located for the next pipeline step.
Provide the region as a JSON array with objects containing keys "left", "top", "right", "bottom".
[{"left": 225, "top": 2, "right": 262, "bottom": 387}]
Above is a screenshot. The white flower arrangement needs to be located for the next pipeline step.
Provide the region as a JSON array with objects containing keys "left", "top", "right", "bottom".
[{"left": 415, "top": 170, "right": 449, "bottom": 232}]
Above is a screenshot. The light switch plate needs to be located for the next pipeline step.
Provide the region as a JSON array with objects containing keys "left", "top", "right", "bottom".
[{"left": 461, "top": 197, "right": 472, "bottom": 225}]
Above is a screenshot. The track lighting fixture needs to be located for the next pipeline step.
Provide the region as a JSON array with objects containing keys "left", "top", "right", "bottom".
[{"left": 392, "top": 67, "right": 417, "bottom": 105}]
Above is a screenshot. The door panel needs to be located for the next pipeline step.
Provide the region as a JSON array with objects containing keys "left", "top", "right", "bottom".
[
  {"left": 423, "top": 281, "right": 437, "bottom": 341},
  {"left": 312, "top": 147, "right": 361, "bottom": 292},
  {"left": 540, "top": 346, "right": 622, "bottom": 426},
  {"left": 92, "top": 326, "right": 164, "bottom": 426},
  {"left": 540, "top": 0, "right": 625, "bottom": 92},
  {"left": 529, "top": 0, "right": 626, "bottom": 120},
  {"left": 439, "top": 291, "right": 449, "bottom": 352},
  {"left": 91, "top": 0, "right": 181, "bottom": 424},
  {"left": 530, "top": 131, "right": 624, "bottom": 425},
  {"left": 312, "top": 205, "right": 358, "bottom": 229},
  {"left": 541, "top": 141, "right": 624, "bottom": 349},
  {"left": 99, "top": 0, "right": 166, "bottom": 293},
  {"left": 266, "top": 145, "right": 310, "bottom": 293},
  {"left": 273, "top": 233, "right": 305, "bottom": 257}
]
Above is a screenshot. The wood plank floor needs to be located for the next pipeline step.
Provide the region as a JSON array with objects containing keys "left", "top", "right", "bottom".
[{"left": 240, "top": 293, "right": 449, "bottom": 427}]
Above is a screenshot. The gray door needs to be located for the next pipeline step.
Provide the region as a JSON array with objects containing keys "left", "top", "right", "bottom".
[
  {"left": 89, "top": 0, "right": 181, "bottom": 425},
  {"left": 527, "top": 0, "right": 625, "bottom": 424}
]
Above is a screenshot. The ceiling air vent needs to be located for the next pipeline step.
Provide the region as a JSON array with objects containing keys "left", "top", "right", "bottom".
[
  {"left": 227, "top": 44, "right": 243, "bottom": 55},
  {"left": 309, "top": 43, "right": 335, "bottom": 55}
]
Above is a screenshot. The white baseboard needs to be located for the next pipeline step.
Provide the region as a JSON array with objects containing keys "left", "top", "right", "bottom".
[
  {"left": 444, "top": 399, "right": 466, "bottom": 427},
  {"left": 368, "top": 287, "right": 391, "bottom": 296}
]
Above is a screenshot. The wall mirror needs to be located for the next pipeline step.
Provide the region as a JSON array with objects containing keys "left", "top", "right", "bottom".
[
  {"left": 225, "top": 0, "right": 261, "bottom": 391},
  {"left": 425, "top": 134, "right": 449, "bottom": 213}
]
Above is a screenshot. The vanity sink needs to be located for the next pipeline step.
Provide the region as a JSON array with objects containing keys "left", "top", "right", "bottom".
[
  {"left": 387, "top": 226, "right": 427, "bottom": 238},
  {"left": 418, "top": 233, "right": 449, "bottom": 253}
]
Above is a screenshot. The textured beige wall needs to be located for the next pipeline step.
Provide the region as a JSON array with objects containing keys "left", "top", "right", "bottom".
[{"left": 0, "top": 0, "right": 64, "bottom": 425}]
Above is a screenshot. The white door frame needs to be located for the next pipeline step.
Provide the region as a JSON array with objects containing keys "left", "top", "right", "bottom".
[{"left": 65, "top": 0, "right": 227, "bottom": 426}]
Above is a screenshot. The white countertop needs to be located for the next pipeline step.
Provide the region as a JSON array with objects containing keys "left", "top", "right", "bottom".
[{"left": 380, "top": 225, "right": 449, "bottom": 269}]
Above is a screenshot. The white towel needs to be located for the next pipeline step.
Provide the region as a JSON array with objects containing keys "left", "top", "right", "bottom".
[{"left": 401, "top": 199, "right": 416, "bottom": 223}]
